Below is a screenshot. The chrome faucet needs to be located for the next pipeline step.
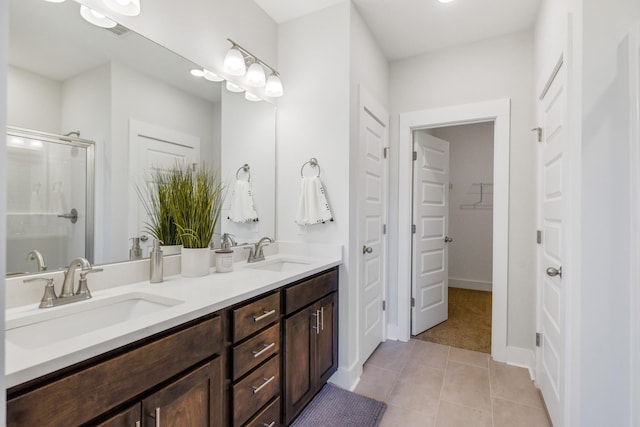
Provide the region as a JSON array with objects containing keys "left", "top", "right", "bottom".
[
  {"left": 26, "top": 249, "right": 47, "bottom": 272},
  {"left": 60, "top": 257, "right": 92, "bottom": 298},
  {"left": 247, "top": 237, "right": 273, "bottom": 263}
]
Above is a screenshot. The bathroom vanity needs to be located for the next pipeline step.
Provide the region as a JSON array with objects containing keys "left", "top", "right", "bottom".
[{"left": 5, "top": 247, "right": 340, "bottom": 427}]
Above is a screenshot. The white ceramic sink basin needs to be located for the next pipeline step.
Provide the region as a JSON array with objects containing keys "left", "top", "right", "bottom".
[
  {"left": 245, "top": 258, "right": 312, "bottom": 272},
  {"left": 6, "top": 292, "right": 183, "bottom": 349}
]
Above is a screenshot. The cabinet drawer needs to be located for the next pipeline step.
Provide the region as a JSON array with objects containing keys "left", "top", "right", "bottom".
[
  {"left": 7, "top": 315, "right": 222, "bottom": 427},
  {"left": 284, "top": 269, "right": 338, "bottom": 315},
  {"left": 233, "top": 356, "right": 280, "bottom": 426},
  {"left": 233, "top": 292, "right": 280, "bottom": 342},
  {"left": 233, "top": 323, "right": 280, "bottom": 380},
  {"left": 245, "top": 397, "right": 281, "bottom": 427}
]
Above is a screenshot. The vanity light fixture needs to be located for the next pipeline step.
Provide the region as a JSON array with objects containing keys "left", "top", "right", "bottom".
[
  {"left": 244, "top": 92, "right": 262, "bottom": 102},
  {"left": 102, "top": 0, "right": 141, "bottom": 16},
  {"left": 80, "top": 5, "right": 117, "bottom": 28},
  {"left": 223, "top": 39, "right": 284, "bottom": 97},
  {"left": 226, "top": 81, "right": 245, "bottom": 93}
]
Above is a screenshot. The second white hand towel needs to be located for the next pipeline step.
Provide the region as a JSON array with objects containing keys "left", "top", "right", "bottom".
[
  {"left": 295, "top": 176, "right": 334, "bottom": 225},
  {"left": 228, "top": 180, "right": 259, "bottom": 223}
]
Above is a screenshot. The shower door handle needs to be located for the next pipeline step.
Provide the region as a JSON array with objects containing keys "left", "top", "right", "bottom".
[{"left": 57, "top": 208, "right": 78, "bottom": 224}]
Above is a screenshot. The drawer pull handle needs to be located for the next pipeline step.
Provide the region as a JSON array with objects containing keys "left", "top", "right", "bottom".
[
  {"left": 252, "top": 342, "right": 276, "bottom": 358},
  {"left": 252, "top": 375, "right": 275, "bottom": 394},
  {"left": 253, "top": 309, "right": 276, "bottom": 322},
  {"left": 262, "top": 422, "right": 276, "bottom": 427}
]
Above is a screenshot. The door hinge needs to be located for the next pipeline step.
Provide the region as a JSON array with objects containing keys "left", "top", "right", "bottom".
[
  {"left": 536, "top": 332, "right": 542, "bottom": 347},
  {"left": 531, "top": 127, "right": 543, "bottom": 142},
  {"left": 411, "top": 297, "right": 415, "bottom": 307},
  {"left": 537, "top": 230, "right": 542, "bottom": 244},
  {"left": 411, "top": 224, "right": 416, "bottom": 234},
  {"left": 412, "top": 151, "right": 417, "bottom": 161},
  {"left": 383, "top": 147, "right": 389, "bottom": 159},
  {"left": 382, "top": 300, "right": 386, "bottom": 311},
  {"left": 383, "top": 224, "right": 387, "bottom": 234}
]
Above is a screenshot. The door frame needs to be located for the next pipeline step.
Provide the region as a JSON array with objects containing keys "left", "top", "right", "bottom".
[
  {"left": 357, "top": 86, "right": 389, "bottom": 365},
  {"left": 397, "top": 98, "right": 510, "bottom": 362}
]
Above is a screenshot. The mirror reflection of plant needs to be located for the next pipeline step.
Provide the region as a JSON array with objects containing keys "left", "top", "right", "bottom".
[
  {"left": 166, "top": 163, "right": 225, "bottom": 249},
  {"left": 136, "top": 168, "right": 181, "bottom": 246}
]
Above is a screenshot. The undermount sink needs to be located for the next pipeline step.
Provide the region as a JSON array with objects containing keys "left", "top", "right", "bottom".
[
  {"left": 6, "top": 292, "right": 184, "bottom": 349},
  {"left": 245, "top": 258, "right": 312, "bottom": 272}
]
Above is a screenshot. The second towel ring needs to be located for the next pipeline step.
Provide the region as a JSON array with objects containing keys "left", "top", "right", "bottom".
[
  {"left": 301, "top": 158, "right": 321, "bottom": 178},
  {"left": 236, "top": 164, "right": 251, "bottom": 182}
]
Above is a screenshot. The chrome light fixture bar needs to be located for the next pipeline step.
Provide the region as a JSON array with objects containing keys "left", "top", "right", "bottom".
[{"left": 224, "top": 39, "right": 283, "bottom": 97}]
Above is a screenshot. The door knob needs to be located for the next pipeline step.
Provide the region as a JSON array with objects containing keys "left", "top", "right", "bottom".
[
  {"left": 546, "top": 266, "right": 562, "bottom": 278},
  {"left": 444, "top": 236, "right": 453, "bottom": 243},
  {"left": 362, "top": 245, "right": 373, "bottom": 254}
]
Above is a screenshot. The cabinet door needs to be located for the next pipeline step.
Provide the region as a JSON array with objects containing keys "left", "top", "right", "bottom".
[
  {"left": 283, "top": 306, "right": 315, "bottom": 425},
  {"left": 315, "top": 293, "right": 338, "bottom": 386},
  {"left": 95, "top": 404, "right": 141, "bottom": 427},
  {"left": 142, "top": 358, "right": 223, "bottom": 427}
]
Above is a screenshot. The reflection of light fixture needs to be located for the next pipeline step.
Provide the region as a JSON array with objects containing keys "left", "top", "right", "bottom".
[
  {"left": 223, "top": 39, "right": 283, "bottom": 97},
  {"left": 189, "top": 68, "right": 205, "bottom": 77},
  {"left": 103, "top": 0, "right": 141, "bottom": 16},
  {"left": 226, "top": 81, "right": 244, "bottom": 93},
  {"left": 244, "top": 92, "right": 262, "bottom": 102},
  {"left": 246, "top": 61, "right": 266, "bottom": 87},
  {"left": 80, "top": 5, "right": 117, "bottom": 28},
  {"left": 203, "top": 69, "right": 224, "bottom": 82},
  {"left": 265, "top": 73, "right": 284, "bottom": 97},
  {"left": 43, "top": 0, "right": 66, "bottom": 3}
]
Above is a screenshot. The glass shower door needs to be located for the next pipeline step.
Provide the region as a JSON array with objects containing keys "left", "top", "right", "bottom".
[{"left": 6, "top": 127, "right": 94, "bottom": 275}]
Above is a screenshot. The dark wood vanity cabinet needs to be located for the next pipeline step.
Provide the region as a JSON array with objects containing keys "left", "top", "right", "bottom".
[{"left": 282, "top": 270, "right": 338, "bottom": 425}]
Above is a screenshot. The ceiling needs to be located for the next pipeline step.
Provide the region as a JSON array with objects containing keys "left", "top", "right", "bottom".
[{"left": 253, "top": 0, "right": 541, "bottom": 61}]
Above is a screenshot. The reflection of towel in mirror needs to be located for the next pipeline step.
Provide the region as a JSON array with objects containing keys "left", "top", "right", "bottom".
[
  {"left": 228, "top": 180, "right": 259, "bottom": 223},
  {"left": 295, "top": 176, "right": 334, "bottom": 225}
]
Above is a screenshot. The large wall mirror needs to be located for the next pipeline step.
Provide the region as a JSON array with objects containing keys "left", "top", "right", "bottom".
[{"left": 7, "top": 0, "right": 276, "bottom": 275}]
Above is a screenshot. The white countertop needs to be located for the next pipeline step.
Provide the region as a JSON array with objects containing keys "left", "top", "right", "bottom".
[{"left": 5, "top": 242, "right": 342, "bottom": 388}]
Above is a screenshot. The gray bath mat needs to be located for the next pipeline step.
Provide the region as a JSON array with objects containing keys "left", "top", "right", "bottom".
[{"left": 291, "top": 383, "right": 387, "bottom": 427}]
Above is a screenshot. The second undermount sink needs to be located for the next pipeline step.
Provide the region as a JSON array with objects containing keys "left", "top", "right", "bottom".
[
  {"left": 6, "top": 292, "right": 184, "bottom": 349},
  {"left": 245, "top": 258, "right": 312, "bottom": 272}
]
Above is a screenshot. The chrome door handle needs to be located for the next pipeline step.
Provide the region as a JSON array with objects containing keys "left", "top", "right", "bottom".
[
  {"left": 444, "top": 236, "right": 453, "bottom": 243},
  {"left": 546, "top": 266, "right": 562, "bottom": 278},
  {"left": 362, "top": 245, "right": 373, "bottom": 254}
]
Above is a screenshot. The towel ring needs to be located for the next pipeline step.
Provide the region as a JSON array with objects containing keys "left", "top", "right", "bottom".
[
  {"left": 300, "top": 158, "right": 321, "bottom": 178},
  {"left": 236, "top": 164, "right": 251, "bottom": 182}
]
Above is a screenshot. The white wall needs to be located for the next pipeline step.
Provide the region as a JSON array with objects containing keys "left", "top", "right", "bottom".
[
  {"left": 389, "top": 31, "right": 536, "bottom": 351},
  {"left": 1, "top": 0, "right": 7, "bottom": 421},
  {"left": 7, "top": 65, "right": 62, "bottom": 133},
  {"left": 429, "top": 123, "right": 494, "bottom": 290},
  {"left": 579, "top": 0, "right": 640, "bottom": 425}
]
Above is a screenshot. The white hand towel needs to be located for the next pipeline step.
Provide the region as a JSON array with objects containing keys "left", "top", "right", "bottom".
[
  {"left": 295, "top": 176, "right": 334, "bottom": 225},
  {"left": 228, "top": 180, "right": 259, "bottom": 223}
]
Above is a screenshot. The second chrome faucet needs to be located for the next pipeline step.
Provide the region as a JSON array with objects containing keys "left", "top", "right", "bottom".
[{"left": 246, "top": 237, "right": 273, "bottom": 263}]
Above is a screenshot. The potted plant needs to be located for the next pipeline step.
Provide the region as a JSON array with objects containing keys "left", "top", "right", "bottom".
[
  {"left": 136, "top": 168, "right": 182, "bottom": 255},
  {"left": 166, "top": 163, "right": 225, "bottom": 277}
]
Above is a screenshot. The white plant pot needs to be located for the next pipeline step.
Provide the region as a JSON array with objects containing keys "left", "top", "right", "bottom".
[
  {"left": 161, "top": 244, "right": 182, "bottom": 256},
  {"left": 181, "top": 247, "right": 211, "bottom": 277}
]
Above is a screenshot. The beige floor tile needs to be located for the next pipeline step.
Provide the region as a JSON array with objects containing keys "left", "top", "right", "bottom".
[
  {"left": 388, "top": 365, "right": 444, "bottom": 408},
  {"left": 354, "top": 364, "right": 399, "bottom": 402},
  {"left": 380, "top": 403, "right": 436, "bottom": 427},
  {"left": 490, "top": 361, "right": 544, "bottom": 408},
  {"left": 366, "top": 340, "right": 414, "bottom": 372},
  {"left": 435, "top": 400, "right": 492, "bottom": 427},
  {"left": 448, "top": 346, "right": 489, "bottom": 368},
  {"left": 407, "top": 340, "right": 450, "bottom": 371},
  {"left": 493, "top": 397, "right": 551, "bottom": 427},
  {"left": 441, "top": 361, "right": 491, "bottom": 411}
]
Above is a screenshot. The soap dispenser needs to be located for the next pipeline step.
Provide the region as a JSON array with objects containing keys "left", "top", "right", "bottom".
[
  {"left": 215, "top": 234, "right": 234, "bottom": 273},
  {"left": 129, "top": 237, "right": 143, "bottom": 260},
  {"left": 150, "top": 239, "right": 163, "bottom": 283}
]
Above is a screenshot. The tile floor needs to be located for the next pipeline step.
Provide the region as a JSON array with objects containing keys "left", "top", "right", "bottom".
[{"left": 354, "top": 340, "right": 551, "bottom": 427}]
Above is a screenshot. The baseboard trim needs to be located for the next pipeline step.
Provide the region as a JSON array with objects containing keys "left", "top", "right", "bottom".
[
  {"left": 328, "top": 361, "right": 363, "bottom": 391},
  {"left": 449, "top": 278, "right": 492, "bottom": 292},
  {"left": 505, "top": 345, "right": 536, "bottom": 380}
]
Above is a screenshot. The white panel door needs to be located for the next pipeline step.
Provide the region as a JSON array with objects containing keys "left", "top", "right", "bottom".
[
  {"left": 359, "top": 100, "right": 388, "bottom": 363},
  {"left": 128, "top": 120, "right": 200, "bottom": 255},
  {"left": 412, "top": 133, "right": 450, "bottom": 335},
  {"left": 537, "top": 63, "right": 566, "bottom": 426}
]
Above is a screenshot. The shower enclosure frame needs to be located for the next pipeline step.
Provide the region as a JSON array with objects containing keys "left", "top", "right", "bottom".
[{"left": 7, "top": 125, "right": 96, "bottom": 265}]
